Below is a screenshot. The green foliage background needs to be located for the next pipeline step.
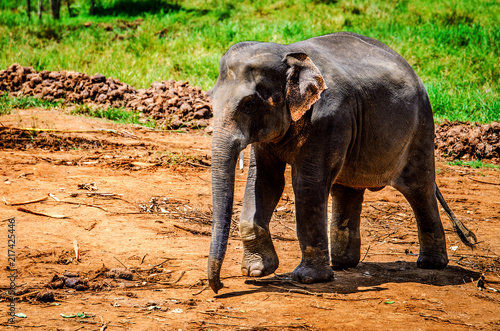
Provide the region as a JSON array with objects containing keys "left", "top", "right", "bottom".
[{"left": 0, "top": 0, "right": 498, "bottom": 122}]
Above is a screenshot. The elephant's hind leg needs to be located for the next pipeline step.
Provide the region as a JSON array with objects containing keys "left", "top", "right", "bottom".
[
  {"left": 330, "top": 184, "right": 365, "bottom": 269},
  {"left": 240, "top": 145, "right": 286, "bottom": 277},
  {"left": 395, "top": 181, "right": 448, "bottom": 269}
]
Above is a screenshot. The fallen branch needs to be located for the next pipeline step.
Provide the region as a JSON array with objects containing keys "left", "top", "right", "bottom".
[
  {"left": 48, "top": 193, "right": 60, "bottom": 201},
  {"left": 276, "top": 219, "right": 295, "bottom": 232},
  {"left": 267, "top": 284, "right": 324, "bottom": 297},
  {"left": 60, "top": 200, "right": 108, "bottom": 212},
  {"left": 185, "top": 161, "right": 210, "bottom": 168},
  {"left": 199, "top": 310, "right": 247, "bottom": 319},
  {"left": 68, "top": 192, "right": 124, "bottom": 198},
  {"left": 360, "top": 245, "right": 371, "bottom": 263},
  {"left": 16, "top": 291, "right": 39, "bottom": 299},
  {"left": 85, "top": 221, "right": 97, "bottom": 231},
  {"left": 418, "top": 313, "right": 477, "bottom": 327},
  {"left": 146, "top": 258, "right": 175, "bottom": 272},
  {"left": 0, "top": 324, "right": 47, "bottom": 328},
  {"left": 172, "top": 270, "right": 186, "bottom": 284},
  {"left": 468, "top": 177, "right": 500, "bottom": 186},
  {"left": 158, "top": 270, "right": 186, "bottom": 285},
  {"left": 3, "top": 196, "right": 48, "bottom": 206},
  {"left": 192, "top": 286, "right": 209, "bottom": 296},
  {"left": 267, "top": 285, "right": 380, "bottom": 301},
  {"left": 198, "top": 322, "right": 240, "bottom": 327},
  {"left": 17, "top": 207, "right": 68, "bottom": 219}
]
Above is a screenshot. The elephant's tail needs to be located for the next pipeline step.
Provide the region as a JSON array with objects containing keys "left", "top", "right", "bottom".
[{"left": 435, "top": 184, "right": 477, "bottom": 248}]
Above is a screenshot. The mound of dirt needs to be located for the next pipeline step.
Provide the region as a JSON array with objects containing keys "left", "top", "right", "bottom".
[
  {"left": 0, "top": 63, "right": 211, "bottom": 130},
  {"left": 435, "top": 121, "right": 500, "bottom": 161}
]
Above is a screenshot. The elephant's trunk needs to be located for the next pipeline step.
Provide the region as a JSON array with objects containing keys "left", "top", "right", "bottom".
[{"left": 208, "top": 130, "right": 244, "bottom": 293}]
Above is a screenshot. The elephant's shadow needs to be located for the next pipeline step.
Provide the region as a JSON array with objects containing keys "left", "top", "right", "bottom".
[{"left": 216, "top": 262, "right": 480, "bottom": 298}]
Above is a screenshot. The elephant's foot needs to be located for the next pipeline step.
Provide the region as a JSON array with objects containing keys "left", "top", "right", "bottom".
[
  {"left": 292, "top": 263, "right": 334, "bottom": 284},
  {"left": 417, "top": 253, "right": 448, "bottom": 269},
  {"left": 241, "top": 250, "right": 279, "bottom": 277},
  {"left": 416, "top": 233, "right": 448, "bottom": 269},
  {"left": 292, "top": 246, "right": 333, "bottom": 284},
  {"left": 330, "top": 234, "right": 361, "bottom": 270},
  {"left": 331, "top": 255, "right": 360, "bottom": 270},
  {"left": 240, "top": 220, "right": 279, "bottom": 277}
]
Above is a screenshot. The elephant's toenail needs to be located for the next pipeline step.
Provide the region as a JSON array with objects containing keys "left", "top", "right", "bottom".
[
  {"left": 250, "top": 270, "right": 262, "bottom": 277},
  {"left": 301, "top": 277, "right": 313, "bottom": 284}
]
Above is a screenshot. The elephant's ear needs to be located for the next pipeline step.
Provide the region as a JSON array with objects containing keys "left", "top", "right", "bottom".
[{"left": 283, "top": 53, "right": 327, "bottom": 122}]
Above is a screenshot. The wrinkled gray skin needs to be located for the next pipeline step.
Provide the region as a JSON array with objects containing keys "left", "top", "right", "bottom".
[{"left": 208, "top": 32, "right": 450, "bottom": 293}]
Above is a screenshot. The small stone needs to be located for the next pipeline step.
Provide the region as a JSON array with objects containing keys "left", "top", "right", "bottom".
[
  {"left": 36, "top": 290, "right": 55, "bottom": 302},
  {"left": 74, "top": 284, "right": 87, "bottom": 291},
  {"left": 92, "top": 73, "right": 106, "bottom": 83},
  {"left": 64, "top": 277, "right": 81, "bottom": 288},
  {"left": 105, "top": 268, "right": 133, "bottom": 280},
  {"left": 97, "top": 93, "right": 107, "bottom": 103},
  {"left": 63, "top": 271, "right": 79, "bottom": 278}
]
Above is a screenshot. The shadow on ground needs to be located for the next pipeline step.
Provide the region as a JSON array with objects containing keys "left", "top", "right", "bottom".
[{"left": 216, "top": 261, "right": 480, "bottom": 298}]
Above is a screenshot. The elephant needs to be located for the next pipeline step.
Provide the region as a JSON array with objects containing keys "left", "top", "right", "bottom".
[{"left": 207, "top": 32, "right": 476, "bottom": 293}]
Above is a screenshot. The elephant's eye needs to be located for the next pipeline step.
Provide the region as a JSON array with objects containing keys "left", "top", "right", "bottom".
[{"left": 240, "top": 99, "right": 259, "bottom": 115}]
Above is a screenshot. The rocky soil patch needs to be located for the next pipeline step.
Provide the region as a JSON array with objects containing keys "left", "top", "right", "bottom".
[{"left": 1, "top": 63, "right": 499, "bottom": 161}]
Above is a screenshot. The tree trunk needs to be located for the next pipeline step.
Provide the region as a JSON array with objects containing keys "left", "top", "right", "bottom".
[
  {"left": 27, "top": 0, "right": 31, "bottom": 20},
  {"left": 38, "top": 0, "right": 43, "bottom": 20},
  {"left": 50, "top": 0, "right": 60, "bottom": 20},
  {"left": 89, "top": 0, "right": 94, "bottom": 16},
  {"left": 66, "top": 0, "right": 71, "bottom": 17}
]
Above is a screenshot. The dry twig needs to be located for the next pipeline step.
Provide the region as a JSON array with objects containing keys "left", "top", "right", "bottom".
[
  {"left": 199, "top": 310, "right": 247, "bottom": 319},
  {"left": 3, "top": 196, "right": 48, "bottom": 206},
  {"left": 17, "top": 207, "right": 68, "bottom": 219},
  {"left": 468, "top": 177, "right": 500, "bottom": 186}
]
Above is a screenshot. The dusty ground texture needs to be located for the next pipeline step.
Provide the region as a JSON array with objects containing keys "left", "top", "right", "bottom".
[{"left": 0, "top": 108, "right": 499, "bottom": 330}]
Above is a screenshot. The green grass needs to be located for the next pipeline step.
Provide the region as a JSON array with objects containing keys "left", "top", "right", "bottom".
[
  {"left": 0, "top": 0, "right": 499, "bottom": 122},
  {"left": 0, "top": 92, "right": 62, "bottom": 114},
  {"left": 447, "top": 159, "right": 500, "bottom": 169},
  {"left": 70, "top": 103, "right": 156, "bottom": 128}
]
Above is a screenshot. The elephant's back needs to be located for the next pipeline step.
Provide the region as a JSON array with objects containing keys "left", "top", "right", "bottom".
[
  {"left": 292, "top": 33, "right": 421, "bottom": 93},
  {"left": 292, "top": 33, "right": 435, "bottom": 188}
]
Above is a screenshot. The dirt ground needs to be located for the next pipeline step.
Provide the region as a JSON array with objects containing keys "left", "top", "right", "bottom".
[{"left": 1, "top": 108, "right": 499, "bottom": 330}]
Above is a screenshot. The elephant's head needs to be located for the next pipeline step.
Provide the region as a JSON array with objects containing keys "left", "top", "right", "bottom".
[{"left": 208, "top": 42, "right": 327, "bottom": 293}]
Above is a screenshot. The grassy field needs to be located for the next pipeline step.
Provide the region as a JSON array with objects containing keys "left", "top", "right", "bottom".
[{"left": 0, "top": 0, "right": 498, "bottom": 122}]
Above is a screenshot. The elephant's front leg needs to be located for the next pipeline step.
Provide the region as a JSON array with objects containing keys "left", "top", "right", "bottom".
[
  {"left": 240, "top": 145, "right": 286, "bottom": 277},
  {"left": 291, "top": 165, "right": 334, "bottom": 284}
]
